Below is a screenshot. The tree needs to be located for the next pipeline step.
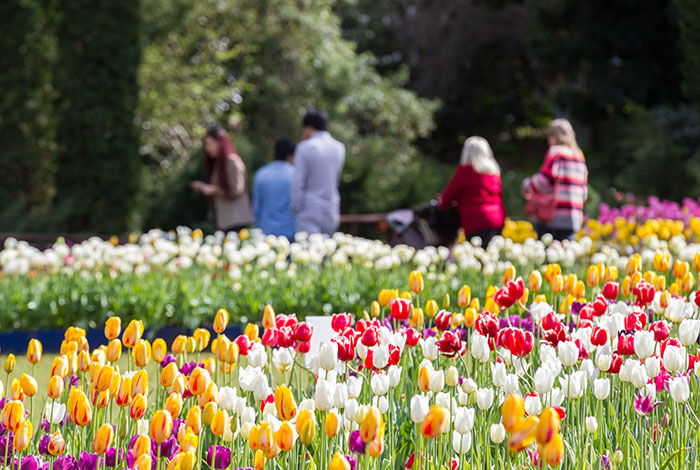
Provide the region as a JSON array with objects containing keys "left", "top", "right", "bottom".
[
  {"left": 676, "top": 0, "right": 700, "bottom": 108},
  {"left": 53, "top": 0, "right": 142, "bottom": 232}
]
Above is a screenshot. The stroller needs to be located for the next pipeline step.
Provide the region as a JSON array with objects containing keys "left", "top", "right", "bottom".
[{"left": 386, "top": 200, "right": 461, "bottom": 249}]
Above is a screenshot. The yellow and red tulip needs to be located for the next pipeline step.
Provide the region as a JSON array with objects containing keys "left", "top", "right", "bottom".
[{"left": 151, "top": 409, "right": 174, "bottom": 443}]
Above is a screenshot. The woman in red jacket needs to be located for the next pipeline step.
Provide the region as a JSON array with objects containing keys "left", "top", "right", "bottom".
[{"left": 438, "top": 136, "right": 506, "bottom": 246}]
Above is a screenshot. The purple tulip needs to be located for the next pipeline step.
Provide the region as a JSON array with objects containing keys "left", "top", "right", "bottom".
[
  {"left": 39, "top": 434, "right": 50, "bottom": 455},
  {"left": 349, "top": 430, "right": 366, "bottom": 455},
  {"left": 41, "top": 420, "right": 51, "bottom": 434},
  {"left": 171, "top": 419, "right": 185, "bottom": 437},
  {"left": 0, "top": 434, "right": 15, "bottom": 464},
  {"left": 346, "top": 455, "right": 357, "bottom": 470},
  {"left": 152, "top": 435, "right": 179, "bottom": 460},
  {"left": 69, "top": 376, "right": 79, "bottom": 388},
  {"left": 78, "top": 453, "right": 99, "bottom": 470},
  {"left": 601, "top": 454, "right": 611, "bottom": 470},
  {"left": 160, "top": 354, "right": 177, "bottom": 368},
  {"left": 54, "top": 456, "right": 78, "bottom": 470},
  {"left": 104, "top": 448, "right": 124, "bottom": 468},
  {"left": 207, "top": 446, "right": 231, "bottom": 469},
  {"left": 20, "top": 455, "right": 47, "bottom": 470},
  {"left": 634, "top": 393, "right": 662, "bottom": 416}
]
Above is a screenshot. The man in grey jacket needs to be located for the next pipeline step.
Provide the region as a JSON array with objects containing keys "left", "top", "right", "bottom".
[{"left": 290, "top": 109, "right": 346, "bottom": 235}]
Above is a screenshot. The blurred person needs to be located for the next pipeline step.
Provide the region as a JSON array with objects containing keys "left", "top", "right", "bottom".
[
  {"left": 437, "top": 136, "right": 505, "bottom": 246},
  {"left": 522, "top": 118, "right": 588, "bottom": 241},
  {"left": 190, "top": 127, "right": 253, "bottom": 232},
  {"left": 252, "top": 138, "right": 297, "bottom": 239},
  {"left": 291, "top": 109, "right": 346, "bottom": 235}
]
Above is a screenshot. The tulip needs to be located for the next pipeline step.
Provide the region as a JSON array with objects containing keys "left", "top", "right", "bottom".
[
  {"left": 185, "top": 405, "right": 202, "bottom": 434},
  {"left": 107, "top": 339, "right": 122, "bottom": 363},
  {"left": 537, "top": 407, "right": 560, "bottom": 445},
  {"left": 254, "top": 450, "right": 265, "bottom": 470},
  {"left": 19, "top": 373, "right": 37, "bottom": 397},
  {"left": 10, "top": 379, "right": 24, "bottom": 401},
  {"left": 116, "top": 376, "right": 132, "bottom": 407},
  {"left": 490, "top": 423, "right": 506, "bottom": 443},
  {"left": 48, "top": 431, "right": 66, "bottom": 456},
  {"left": 507, "top": 415, "right": 539, "bottom": 453},
  {"left": 501, "top": 394, "right": 525, "bottom": 433},
  {"left": 367, "top": 437, "right": 385, "bottom": 457},
  {"left": 669, "top": 377, "right": 690, "bottom": 403},
  {"left": 634, "top": 330, "right": 655, "bottom": 359},
  {"left": 454, "top": 407, "right": 475, "bottom": 434},
  {"left": 48, "top": 375, "right": 64, "bottom": 400},
  {"left": 457, "top": 285, "right": 471, "bottom": 307},
  {"left": 132, "top": 369, "right": 148, "bottom": 397},
  {"left": 663, "top": 345, "right": 687, "bottom": 374},
  {"left": 145, "top": 409, "right": 172, "bottom": 444},
  {"left": 93, "top": 423, "right": 114, "bottom": 455},
  {"left": 296, "top": 410, "right": 315, "bottom": 445},
  {"left": 94, "top": 364, "right": 115, "bottom": 392},
  {"left": 132, "top": 339, "right": 151, "bottom": 368},
  {"left": 593, "top": 377, "right": 610, "bottom": 400},
  {"left": 421, "top": 405, "right": 449, "bottom": 439},
  {"left": 188, "top": 367, "right": 211, "bottom": 396},
  {"left": 164, "top": 392, "right": 183, "bottom": 418},
  {"left": 193, "top": 328, "right": 211, "bottom": 351},
  {"left": 558, "top": 341, "right": 578, "bottom": 367},
  {"left": 105, "top": 316, "right": 121, "bottom": 340},
  {"left": 211, "top": 409, "right": 228, "bottom": 437},
  {"left": 214, "top": 309, "right": 229, "bottom": 333},
  {"left": 135, "top": 454, "right": 152, "bottom": 470},
  {"left": 477, "top": 388, "right": 494, "bottom": 410},
  {"left": 27, "top": 339, "right": 42, "bottom": 364},
  {"left": 68, "top": 388, "right": 92, "bottom": 426},
  {"left": 203, "top": 402, "right": 218, "bottom": 426},
  {"left": 172, "top": 335, "right": 187, "bottom": 355},
  {"left": 540, "top": 433, "right": 564, "bottom": 466},
  {"left": 409, "top": 270, "right": 424, "bottom": 293},
  {"left": 679, "top": 319, "right": 700, "bottom": 346},
  {"left": 4, "top": 354, "right": 15, "bottom": 373},
  {"left": 329, "top": 453, "right": 351, "bottom": 470},
  {"left": 161, "top": 362, "right": 179, "bottom": 388},
  {"left": 122, "top": 319, "right": 144, "bottom": 348},
  {"left": 132, "top": 434, "right": 152, "bottom": 458},
  {"left": 185, "top": 337, "right": 196, "bottom": 354},
  {"left": 275, "top": 421, "right": 296, "bottom": 451},
  {"left": 1, "top": 400, "right": 25, "bottom": 432},
  {"left": 150, "top": 338, "right": 167, "bottom": 363},
  {"left": 378, "top": 289, "right": 397, "bottom": 307},
  {"left": 14, "top": 419, "right": 32, "bottom": 451},
  {"left": 453, "top": 430, "right": 472, "bottom": 455},
  {"left": 274, "top": 385, "right": 297, "bottom": 421},
  {"left": 130, "top": 393, "right": 147, "bottom": 420},
  {"left": 360, "top": 406, "right": 382, "bottom": 443}
]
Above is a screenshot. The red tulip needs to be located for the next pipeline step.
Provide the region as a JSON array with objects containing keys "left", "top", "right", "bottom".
[
  {"left": 331, "top": 313, "right": 352, "bottom": 332},
  {"left": 579, "top": 304, "right": 594, "bottom": 321},
  {"left": 541, "top": 312, "right": 560, "bottom": 331},
  {"left": 650, "top": 321, "right": 671, "bottom": 342},
  {"left": 602, "top": 282, "right": 619, "bottom": 301},
  {"left": 544, "top": 323, "right": 568, "bottom": 347},
  {"left": 334, "top": 338, "right": 355, "bottom": 362},
  {"left": 607, "top": 353, "right": 622, "bottom": 373},
  {"left": 475, "top": 314, "right": 498, "bottom": 338},
  {"left": 388, "top": 344, "right": 401, "bottom": 365},
  {"left": 436, "top": 331, "right": 463, "bottom": 358},
  {"left": 293, "top": 322, "right": 313, "bottom": 342},
  {"left": 617, "top": 333, "right": 635, "bottom": 356},
  {"left": 391, "top": 299, "right": 412, "bottom": 321},
  {"left": 235, "top": 335, "right": 251, "bottom": 356},
  {"left": 633, "top": 280, "right": 655, "bottom": 307},
  {"left": 591, "top": 327, "right": 608, "bottom": 347},
  {"left": 694, "top": 290, "right": 700, "bottom": 308},
  {"left": 659, "top": 337, "right": 681, "bottom": 357},
  {"left": 356, "top": 320, "right": 370, "bottom": 333},
  {"left": 404, "top": 327, "right": 421, "bottom": 347},
  {"left": 262, "top": 329, "right": 279, "bottom": 347},
  {"left": 592, "top": 296, "right": 607, "bottom": 316},
  {"left": 295, "top": 340, "right": 311, "bottom": 354},
  {"left": 361, "top": 328, "right": 379, "bottom": 347},
  {"left": 575, "top": 339, "right": 589, "bottom": 360},
  {"left": 435, "top": 311, "right": 451, "bottom": 332}
]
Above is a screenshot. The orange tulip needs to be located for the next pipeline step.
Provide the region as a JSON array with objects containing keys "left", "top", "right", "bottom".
[
  {"left": 1, "top": 400, "right": 25, "bottom": 432},
  {"left": 262, "top": 304, "right": 276, "bottom": 330},
  {"left": 10, "top": 380, "right": 24, "bottom": 402},
  {"left": 409, "top": 270, "right": 424, "bottom": 293},
  {"left": 109, "top": 373, "right": 120, "bottom": 398},
  {"left": 540, "top": 432, "right": 564, "bottom": 466},
  {"left": 132, "top": 340, "right": 151, "bottom": 368},
  {"left": 528, "top": 270, "right": 543, "bottom": 292},
  {"left": 420, "top": 405, "right": 448, "bottom": 439},
  {"left": 274, "top": 385, "right": 297, "bottom": 421},
  {"left": 116, "top": 376, "right": 132, "bottom": 407},
  {"left": 202, "top": 402, "right": 217, "bottom": 426},
  {"left": 378, "top": 289, "right": 396, "bottom": 307},
  {"left": 330, "top": 453, "right": 351, "bottom": 470},
  {"left": 64, "top": 326, "right": 86, "bottom": 343},
  {"left": 107, "top": 339, "right": 122, "bottom": 363},
  {"left": 360, "top": 406, "right": 382, "bottom": 443},
  {"left": 501, "top": 394, "right": 525, "bottom": 433},
  {"left": 193, "top": 329, "right": 211, "bottom": 351},
  {"left": 210, "top": 409, "right": 228, "bottom": 437},
  {"left": 418, "top": 365, "right": 431, "bottom": 393},
  {"left": 507, "top": 415, "right": 540, "bottom": 453},
  {"left": 249, "top": 422, "right": 273, "bottom": 451},
  {"left": 27, "top": 339, "right": 42, "bottom": 364},
  {"left": 159, "top": 363, "right": 178, "bottom": 389},
  {"left": 92, "top": 389, "right": 110, "bottom": 409},
  {"left": 185, "top": 406, "right": 202, "bottom": 434},
  {"left": 132, "top": 435, "right": 151, "bottom": 458},
  {"left": 152, "top": 338, "right": 167, "bottom": 363},
  {"left": 60, "top": 340, "right": 78, "bottom": 357},
  {"left": 367, "top": 437, "right": 385, "bottom": 457},
  {"left": 130, "top": 393, "right": 147, "bottom": 420},
  {"left": 123, "top": 320, "right": 144, "bottom": 348},
  {"left": 131, "top": 370, "right": 149, "bottom": 397},
  {"left": 48, "top": 431, "right": 66, "bottom": 456},
  {"left": 172, "top": 335, "right": 187, "bottom": 355},
  {"left": 536, "top": 407, "right": 561, "bottom": 445},
  {"left": 244, "top": 324, "right": 259, "bottom": 342},
  {"left": 151, "top": 410, "right": 174, "bottom": 443},
  {"left": 93, "top": 423, "right": 114, "bottom": 455},
  {"left": 163, "top": 392, "right": 183, "bottom": 418},
  {"left": 19, "top": 373, "right": 37, "bottom": 397},
  {"left": 325, "top": 410, "right": 341, "bottom": 437},
  {"left": 105, "top": 316, "right": 122, "bottom": 340},
  {"left": 275, "top": 421, "right": 296, "bottom": 451},
  {"left": 48, "top": 376, "right": 64, "bottom": 400},
  {"left": 4, "top": 354, "right": 15, "bottom": 374},
  {"left": 295, "top": 410, "right": 315, "bottom": 446},
  {"left": 254, "top": 450, "right": 264, "bottom": 470},
  {"left": 187, "top": 367, "right": 210, "bottom": 396},
  {"left": 214, "top": 309, "right": 229, "bottom": 334},
  {"left": 13, "top": 420, "right": 32, "bottom": 451},
  {"left": 68, "top": 388, "right": 92, "bottom": 427},
  {"left": 78, "top": 350, "right": 90, "bottom": 372},
  {"left": 95, "top": 364, "right": 115, "bottom": 392}
]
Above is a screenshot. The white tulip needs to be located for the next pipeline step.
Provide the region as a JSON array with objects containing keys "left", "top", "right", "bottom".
[
  {"left": 619, "top": 358, "right": 635, "bottom": 383},
  {"left": 476, "top": 388, "right": 494, "bottom": 410},
  {"left": 372, "top": 396, "right": 389, "bottom": 414},
  {"left": 558, "top": 341, "right": 579, "bottom": 367},
  {"left": 560, "top": 371, "right": 586, "bottom": 398},
  {"left": 137, "top": 419, "right": 149, "bottom": 436},
  {"left": 524, "top": 394, "right": 542, "bottom": 416},
  {"left": 679, "top": 319, "right": 700, "bottom": 346},
  {"left": 421, "top": 337, "right": 438, "bottom": 361},
  {"left": 252, "top": 373, "right": 269, "bottom": 401},
  {"left": 453, "top": 430, "right": 472, "bottom": 455},
  {"left": 454, "top": 407, "right": 475, "bottom": 434},
  {"left": 669, "top": 377, "right": 690, "bottom": 403},
  {"left": 45, "top": 403, "right": 66, "bottom": 425},
  {"left": 490, "top": 423, "right": 506, "bottom": 443},
  {"left": 503, "top": 374, "right": 520, "bottom": 396},
  {"left": 491, "top": 362, "right": 507, "bottom": 388},
  {"left": 446, "top": 366, "right": 459, "bottom": 387},
  {"left": 461, "top": 378, "right": 477, "bottom": 394},
  {"left": 240, "top": 406, "right": 256, "bottom": 425},
  {"left": 410, "top": 395, "right": 430, "bottom": 423},
  {"left": 371, "top": 373, "right": 390, "bottom": 396},
  {"left": 645, "top": 356, "right": 661, "bottom": 378},
  {"left": 471, "top": 333, "right": 490, "bottom": 363},
  {"left": 534, "top": 367, "right": 556, "bottom": 395},
  {"left": 634, "top": 330, "right": 655, "bottom": 359},
  {"left": 595, "top": 345, "right": 612, "bottom": 372},
  {"left": 542, "top": 387, "right": 565, "bottom": 407},
  {"left": 347, "top": 376, "right": 363, "bottom": 399},
  {"left": 435, "top": 392, "right": 455, "bottom": 412},
  {"left": 388, "top": 365, "right": 402, "bottom": 387},
  {"left": 585, "top": 416, "right": 598, "bottom": 433},
  {"left": 218, "top": 386, "right": 237, "bottom": 411},
  {"left": 247, "top": 343, "right": 268, "bottom": 368},
  {"left": 663, "top": 345, "right": 687, "bottom": 374},
  {"left": 429, "top": 370, "right": 445, "bottom": 394},
  {"left": 299, "top": 398, "right": 316, "bottom": 412},
  {"left": 319, "top": 341, "right": 338, "bottom": 371},
  {"left": 593, "top": 377, "right": 610, "bottom": 400},
  {"left": 579, "top": 359, "right": 596, "bottom": 380},
  {"left": 333, "top": 384, "right": 348, "bottom": 408},
  {"left": 345, "top": 399, "right": 359, "bottom": 421},
  {"left": 272, "top": 348, "right": 294, "bottom": 373},
  {"left": 314, "top": 379, "right": 335, "bottom": 411}
]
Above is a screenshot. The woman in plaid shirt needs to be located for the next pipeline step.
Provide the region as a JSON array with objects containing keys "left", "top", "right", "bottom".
[{"left": 522, "top": 119, "right": 588, "bottom": 241}]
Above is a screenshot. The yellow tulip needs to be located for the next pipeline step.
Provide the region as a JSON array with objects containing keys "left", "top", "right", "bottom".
[
  {"left": 586, "top": 265, "right": 599, "bottom": 287},
  {"left": 503, "top": 266, "right": 516, "bottom": 284},
  {"left": 274, "top": 385, "right": 297, "bottom": 421},
  {"left": 48, "top": 375, "right": 64, "bottom": 400},
  {"left": 528, "top": 270, "right": 542, "bottom": 292},
  {"left": 105, "top": 316, "right": 122, "bottom": 340},
  {"left": 245, "top": 324, "right": 259, "bottom": 342},
  {"left": 122, "top": 319, "right": 144, "bottom": 348},
  {"left": 95, "top": 364, "right": 115, "bottom": 392},
  {"left": 694, "top": 252, "right": 700, "bottom": 272},
  {"left": 501, "top": 394, "right": 525, "bottom": 433},
  {"left": 4, "top": 354, "right": 15, "bottom": 374},
  {"left": 134, "top": 454, "right": 152, "bottom": 470},
  {"left": 78, "top": 350, "right": 91, "bottom": 372},
  {"left": 621, "top": 276, "right": 632, "bottom": 297},
  {"left": 329, "top": 453, "right": 351, "bottom": 470},
  {"left": 185, "top": 406, "right": 202, "bottom": 434},
  {"left": 410, "top": 307, "right": 425, "bottom": 329},
  {"left": 107, "top": 339, "right": 122, "bottom": 363},
  {"left": 19, "top": 373, "right": 37, "bottom": 397},
  {"left": 131, "top": 370, "right": 148, "bottom": 397},
  {"left": 170, "top": 373, "right": 186, "bottom": 396},
  {"left": 540, "top": 433, "right": 565, "bottom": 466},
  {"left": 464, "top": 307, "right": 478, "bottom": 328},
  {"left": 13, "top": 419, "right": 32, "bottom": 451},
  {"left": 1, "top": 400, "right": 25, "bottom": 432},
  {"left": 161, "top": 362, "right": 179, "bottom": 388},
  {"left": 325, "top": 410, "right": 341, "bottom": 437},
  {"left": 165, "top": 393, "right": 183, "bottom": 418},
  {"left": 68, "top": 388, "right": 92, "bottom": 427},
  {"left": 275, "top": 421, "right": 296, "bottom": 451},
  {"left": 457, "top": 285, "right": 471, "bottom": 308},
  {"left": 185, "top": 337, "right": 196, "bottom": 354},
  {"left": 551, "top": 275, "right": 564, "bottom": 294},
  {"left": 116, "top": 376, "right": 132, "bottom": 407},
  {"left": 626, "top": 254, "right": 641, "bottom": 276},
  {"left": 152, "top": 338, "right": 167, "bottom": 363},
  {"left": 226, "top": 341, "right": 239, "bottom": 365},
  {"left": 370, "top": 300, "right": 381, "bottom": 318},
  {"left": 544, "top": 264, "right": 561, "bottom": 284},
  {"left": 420, "top": 405, "right": 448, "bottom": 439},
  {"left": 179, "top": 429, "right": 198, "bottom": 453},
  {"left": 193, "top": 328, "right": 211, "bottom": 351},
  {"left": 10, "top": 379, "right": 24, "bottom": 401},
  {"left": 172, "top": 335, "right": 187, "bottom": 355},
  {"left": 188, "top": 367, "right": 211, "bottom": 396},
  {"left": 442, "top": 293, "right": 450, "bottom": 309},
  {"left": 249, "top": 422, "right": 273, "bottom": 451},
  {"left": 151, "top": 409, "right": 174, "bottom": 443},
  {"left": 215, "top": 335, "right": 230, "bottom": 362},
  {"left": 573, "top": 280, "right": 585, "bottom": 298},
  {"left": 680, "top": 272, "right": 695, "bottom": 293},
  {"left": 48, "top": 431, "right": 66, "bottom": 456},
  {"left": 655, "top": 275, "right": 666, "bottom": 292},
  {"left": 92, "top": 423, "right": 114, "bottom": 455},
  {"left": 27, "top": 339, "right": 42, "bottom": 364},
  {"left": 507, "top": 415, "right": 540, "bottom": 453},
  {"left": 424, "top": 299, "right": 438, "bottom": 318},
  {"left": 130, "top": 393, "right": 147, "bottom": 420},
  {"left": 202, "top": 402, "right": 218, "bottom": 426},
  {"left": 537, "top": 407, "right": 561, "bottom": 445},
  {"left": 262, "top": 304, "right": 276, "bottom": 330},
  {"left": 659, "top": 290, "right": 671, "bottom": 309},
  {"left": 378, "top": 289, "right": 396, "bottom": 307},
  {"left": 418, "top": 364, "right": 431, "bottom": 393},
  {"left": 132, "top": 434, "right": 152, "bottom": 458},
  {"left": 254, "top": 450, "right": 265, "bottom": 470},
  {"left": 296, "top": 410, "right": 315, "bottom": 446},
  {"left": 211, "top": 409, "right": 228, "bottom": 437},
  {"left": 214, "top": 309, "right": 229, "bottom": 334},
  {"left": 409, "top": 270, "right": 424, "bottom": 294},
  {"left": 132, "top": 339, "right": 152, "bottom": 368}
]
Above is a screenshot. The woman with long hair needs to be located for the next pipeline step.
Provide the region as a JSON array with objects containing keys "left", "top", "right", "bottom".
[
  {"left": 522, "top": 119, "right": 588, "bottom": 241},
  {"left": 437, "top": 136, "right": 506, "bottom": 246},
  {"left": 190, "top": 127, "right": 253, "bottom": 232}
]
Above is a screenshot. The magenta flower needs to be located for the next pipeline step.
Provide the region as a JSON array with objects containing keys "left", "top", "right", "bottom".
[
  {"left": 54, "top": 456, "right": 77, "bottom": 470},
  {"left": 349, "top": 430, "right": 366, "bottom": 455},
  {"left": 206, "top": 446, "right": 231, "bottom": 469},
  {"left": 77, "top": 453, "right": 98, "bottom": 470},
  {"left": 634, "top": 393, "right": 662, "bottom": 416}
]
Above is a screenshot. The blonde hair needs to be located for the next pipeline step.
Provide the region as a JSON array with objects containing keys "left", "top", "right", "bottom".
[
  {"left": 460, "top": 136, "right": 500, "bottom": 175},
  {"left": 548, "top": 119, "right": 581, "bottom": 155}
]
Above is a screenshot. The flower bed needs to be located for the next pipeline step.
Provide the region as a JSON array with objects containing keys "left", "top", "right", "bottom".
[{"left": 2, "top": 256, "right": 700, "bottom": 469}]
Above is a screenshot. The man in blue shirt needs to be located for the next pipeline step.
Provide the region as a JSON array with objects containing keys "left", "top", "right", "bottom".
[{"left": 252, "top": 138, "right": 296, "bottom": 239}]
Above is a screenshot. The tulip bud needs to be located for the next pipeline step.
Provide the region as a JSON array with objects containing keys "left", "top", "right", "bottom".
[
  {"left": 151, "top": 409, "right": 174, "bottom": 443},
  {"left": 172, "top": 335, "right": 187, "bottom": 355},
  {"left": 106, "top": 339, "right": 122, "bottom": 363},
  {"left": 193, "top": 328, "right": 211, "bottom": 351},
  {"left": 161, "top": 362, "right": 179, "bottom": 388},
  {"left": 116, "top": 376, "right": 132, "bottom": 407},
  {"left": 185, "top": 337, "right": 196, "bottom": 354},
  {"left": 93, "top": 423, "right": 114, "bottom": 455},
  {"left": 613, "top": 450, "right": 623, "bottom": 465},
  {"left": 152, "top": 338, "right": 167, "bottom": 363},
  {"left": 528, "top": 271, "right": 543, "bottom": 292},
  {"left": 48, "top": 375, "right": 64, "bottom": 400},
  {"left": 130, "top": 393, "right": 147, "bottom": 420},
  {"left": 262, "top": 304, "right": 276, "bottom": 330},
  {"left": 105, "top": 316, "right": 121, "bottom": 340},
  {"left": 296, "top": 410, "right": 315, "bottom": 445},
  {"left": 370, "top": 301, "right": 381, "bottom": 318},
  {"left": 4, "top": 354, "right": 15, "bottom": 373},
  {"left": 214, "top": 309, "right": 229, "bottom": 334},
  {"left": 19, "top": 374, "right": 37, "bottom": 397},
  {"left": 203, "top": 402, "right": 218, "bottom": 426},
  {"left": 409, "top": 270, "right": 424, "bottom": 294},
  {"left": 131, "top": 370, "right": 148, "bottom": 397},
  {"left": 122, "top": 319, "right": 144, "bottom": 349},
  {"left": 1, "top": 400, "right": 25, "bottom": 432},
  {"left": 425, "top": 299, "right": 438, "bottom": 318},
  {"left": 27, "top": 339, "right": 42, "bottom": 364},
  {"left": 585, "top": 416, "right": 597, "bottom": 433},
  {"left": 442, "top": 293, "right": 450, "bottom": 309}
]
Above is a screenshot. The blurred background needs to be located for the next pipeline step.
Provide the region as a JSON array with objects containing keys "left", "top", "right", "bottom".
[{"left": 2, "top": 0, "right": 700, "bottom": 235}]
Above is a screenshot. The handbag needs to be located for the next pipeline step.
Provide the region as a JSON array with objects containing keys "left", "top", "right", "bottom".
[{"left": 525, "top": 176, "right": 558, "bottom": 223}]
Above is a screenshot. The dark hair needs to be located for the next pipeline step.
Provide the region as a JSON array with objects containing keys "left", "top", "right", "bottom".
[
  {"left": 203, "top": 126, "right": 239, "bottom": 196},
  {"left": 275, "top": 138, "right": 296, "bottom": 161},
  {"left": 302, "top": 109, "right": 328, "bottom": 131}
]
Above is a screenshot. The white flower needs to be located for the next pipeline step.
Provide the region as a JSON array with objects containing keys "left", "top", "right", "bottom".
[
  {"left": 333, "top": 384, "right": 348, "bottom": 409},
  {"left": 558, "top": 341, "right": 578, "bottom": 367},
  {"left": 593, "top": 377, "right": 610, "bottom": 400},
  {"left": 370, "top": 373, "right": 390, "bottom": 396},
  {"left": 44, "top": 403, "right": 66, "bottom": 425},
  {"left": 630, "top": 362, "right": 648, "bottom": 389},
  {"left": 634, "top": 331, "right": 655, "bottom": 359},
  {"left": 534, "top": 367, "right": 556, "bottom": 395},
  {"left": 373, "top": 395, "right": 389, "bottom": 414},
  {"left": 585, "top": 416, "right": 598, "bottom": 433},
  {"left": 503, "top": 374, "right": 519, "bottom": 396},
  {"left": 272, "top": 348, "right": 294, "bottom": 373},
  {"left": 345, "top": 399, "right": 359, "bottom": 421},
  {"left": 388, "top": 365, "right": 402, "bottom": 387},
  {"left": 559, "top": 371, "right": 586, "bottom": 399},
  {"left": 252, "top": 373, "right": 269, "bottom": 401},
  {"left": 453, "top": 430, "right": 472, "bottom": 455},
  {"left": 476, "top": 388, "right": 494, "bottom": 410},
  {"left": 669, "top": 377, "right": 690, "bottom": 403},
  {"left": 319, "top": 341, "right": 338, "bottom": 371},
  {"left": 524, "top": 394, "right": 542, "bottom": 416},
  {"left": 663, "top": 345, "right": 687, "bottom": 374},
  {"left": 315, "top": 379, "right": 335, "bottom": 411},
  {"left": 429, "top": 370, "right": 445, "bottom": 394},
  {"left": 435, "top": 392, "right": 455, "bottom": 411},
  {"left": 491, "top": 362, "right": 507, "bottom": 388},
  {"left": 410, "top": 395, "right": 430, "bottom": 423},
  {"left": 490, "top": 423, "right": 506, "bottom": 443},
  {"left": 218, "top": 386, "right": 237, "bottom": 411},
  {"left": 446, "top": 366, "right": 459, "bottom": 387},
  {"left": 679, "top": 319, "right": 700, "bottom": 346},
  {"left": 347, "top": 376, "right": 363, "bottom": 399},
  {"left": 454, "top": 407, "right": 475, "bottom": 434},
  {"left": 461, "top": 378, "right": 477, "bottom": 394},
  {"left": 421, "top": 337, "right": 438, "bottom": 361},
  {"left": 137, "top": 419, "right": 149, "bottom": 436},
  {"left": 247, "top": 343, "right": 267, "bottom": 368},
  {"left": 645, "top": 357, "right": 661, "bottom": 378},
  {"left": 471, "top": 333, "right": 490, "bottom": 363},
  {"left": 595, "top": 345, "right": 612, "bottom": 372},
  {"left": 372, "top": 345, "right": 390, "bottom": 369}
]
